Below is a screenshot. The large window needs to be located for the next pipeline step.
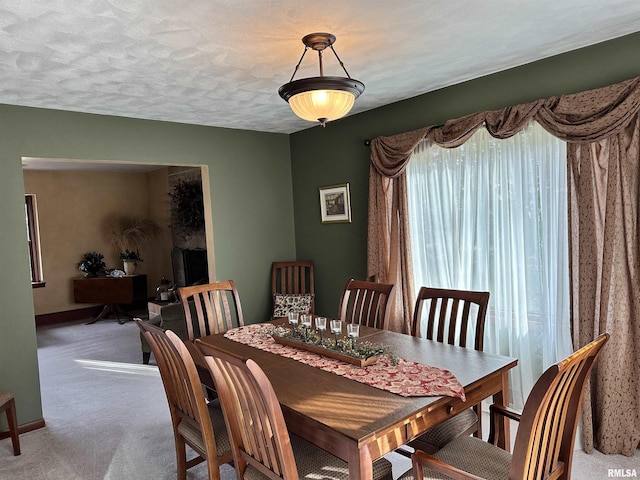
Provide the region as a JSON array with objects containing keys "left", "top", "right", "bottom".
[
  {"left": 25, "top": 194, "right": 45, "bottom": 287},
  {"left": 406, "top": 121, "right": 572, "bottom": 408}
]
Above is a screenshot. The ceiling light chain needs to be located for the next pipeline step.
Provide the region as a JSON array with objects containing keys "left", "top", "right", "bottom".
[
  {"left": 279, "top": 32, "right": 365, "bottom": 128},
  {"left": 318, "top": 48, "right": 325, "bottom": 77},
  {"left": 328, "top": 45, "right": 353, "bottom": 79},
  {"left": 287, "top": 46, "right": 311, "bottom": 83}
]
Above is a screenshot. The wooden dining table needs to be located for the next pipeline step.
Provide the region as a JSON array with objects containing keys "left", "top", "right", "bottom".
[{"left": 196, "top": 321, "right": 517, "bottom": 480}]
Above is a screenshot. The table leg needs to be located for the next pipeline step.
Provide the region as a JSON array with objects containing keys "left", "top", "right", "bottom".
[
  {"left": 85, "top": 304, "right": 135, "bottom": 324},
  {"left": 113, "top": 304, "right": 135, "bottom": 324},
  {"left": 493, "top": 370, "right": 511, "bottom": 452},
  {"left": 348, "top": 444, "right": 373, "bottom": 480},
  {"left": 85, "top": 304, "right": 112, "bottom": 324}
]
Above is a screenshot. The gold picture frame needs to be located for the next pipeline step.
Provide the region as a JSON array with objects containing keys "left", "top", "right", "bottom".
[{"left": 319, "top": 183, "right": 351, "bottom": 223}]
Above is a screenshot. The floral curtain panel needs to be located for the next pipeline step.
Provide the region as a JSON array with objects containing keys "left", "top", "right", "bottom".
[{"left": 368, "top": 77, "right": 640, "bottom": 455}]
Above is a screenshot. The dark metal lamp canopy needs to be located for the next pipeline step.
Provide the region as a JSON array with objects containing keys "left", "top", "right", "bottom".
[{"left": 278, "top": 33, "right": 365, "bottom": 127}]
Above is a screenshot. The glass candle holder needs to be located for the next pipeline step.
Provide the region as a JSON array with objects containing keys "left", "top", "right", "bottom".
[
  {"left": 347, "top": 323, "right": 360, "bottom": 349},
  {"left": 288, "top": 311, "right": 299, "bottom": 334},
  {"left": 315, "top": 316, "right": 327, "bottom": 342},
  {"left": 300, "top": 314, "right": 312, "bottom": 339},
  {"left": 330, "top": 319, "right": 342, "bottom": 347}
]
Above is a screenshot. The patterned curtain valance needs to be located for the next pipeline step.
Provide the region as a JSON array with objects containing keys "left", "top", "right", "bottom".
[{"left": 370, "top": 76, "right": 640, "bottom": 176}]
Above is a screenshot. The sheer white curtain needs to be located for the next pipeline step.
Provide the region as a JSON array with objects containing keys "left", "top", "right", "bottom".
[{"left": 406, "top": 121, "right": 573, "bottom": 409}]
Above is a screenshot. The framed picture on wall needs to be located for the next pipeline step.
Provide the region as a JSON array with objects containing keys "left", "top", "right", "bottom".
[{"left": 319, "top": 183, "right": 351, "bottom": 223}]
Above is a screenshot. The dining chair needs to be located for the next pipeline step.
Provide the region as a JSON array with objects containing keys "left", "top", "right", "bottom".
[
  {"left": 198, "top": 342, "right": 393, "bottom": 480},
  {"left": 178, "top": 280, "right": 245, "bottom": 340},
  {"left": 0, "top": 391, "right": 20, "bottom": 456},
  {"left": 338, "top": 278, "right": 395, "bottom": 329},
  {"left": 178, "top": 280, "right": 245, "bottom": 394},
  {"left": 405, "top": 287, "right": 490, "bottom": 454},
  {"left": 399, "top": 333, "right": 609, "bottom": 480},
  {"left": 135, "top": 320, "right": 233, "bottom": 480},
  {"left": 271, "top": 260, "right": 315, "bottom": 317}
]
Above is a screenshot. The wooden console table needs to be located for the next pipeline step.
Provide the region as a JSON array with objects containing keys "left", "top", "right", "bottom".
[{"left": 73, "top": 275, "right": 147, "bottom": 324}]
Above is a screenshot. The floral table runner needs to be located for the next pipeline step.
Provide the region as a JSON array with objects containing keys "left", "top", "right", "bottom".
[{"left": 224, "top": 323, "right": 466, "bottom": 400}]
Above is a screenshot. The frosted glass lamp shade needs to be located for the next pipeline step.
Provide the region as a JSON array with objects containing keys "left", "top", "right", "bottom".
[{"left": 288, "top": 89, "right": 356, "bottom": 123}]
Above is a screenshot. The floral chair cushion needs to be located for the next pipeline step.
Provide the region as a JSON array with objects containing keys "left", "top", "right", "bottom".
[{"left": 272, "top": 293, "right": 314, "bottom": 317}]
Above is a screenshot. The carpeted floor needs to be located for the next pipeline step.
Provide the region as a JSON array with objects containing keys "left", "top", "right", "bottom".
[
  {"left": 1, "top": 315, "right": 239, "bottom": 479},
  {"left": 0, "top": 315, "right": 636, "bottom": 479}
]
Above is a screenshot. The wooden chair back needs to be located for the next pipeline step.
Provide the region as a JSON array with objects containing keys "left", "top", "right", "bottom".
[
  {"left": 411, "top": 334, "right": 609, "bottom": 480},
  {"left": 136, "top": 320, "right": 232, "bottom": 479},
  {"left": 201, "top": 345, "right": 300, "bottom": 480},
  {"left": 407, "top": 287, "right": 490, "bottom": 447},
  {"left": 178, "top": 280, "right": 244, "bottom": 341},
  {"left": 271, "top": 261, "right": 315, "bottom": 315},
  {"left": 411, "top": 287, "right": 490, "bottom": 351},
  {"left": 507, "top": 333, "right": 609, "bottom": 480},
  {"left": 339, "top": 279, "right": 395, "bottom": 329}
]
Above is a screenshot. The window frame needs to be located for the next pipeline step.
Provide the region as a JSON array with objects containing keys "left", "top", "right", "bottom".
[{"left": 25, "top": 194, "right": 45, "bottom": 288}]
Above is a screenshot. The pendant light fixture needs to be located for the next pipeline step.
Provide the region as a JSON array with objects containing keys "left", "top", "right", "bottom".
[{"left": 278, "top": 33, "right": 365, "bottom": 127}]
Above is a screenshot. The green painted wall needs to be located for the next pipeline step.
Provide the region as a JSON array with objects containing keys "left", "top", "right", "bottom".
[
  {"left": 290, "top": 31, "right": 640, "bottom": 319},
  {"left": 0, "top": 106, "right": 292, "bottom": 425},
  {"left": 4, "top": 30, "right": 640, "bottom": 431}
]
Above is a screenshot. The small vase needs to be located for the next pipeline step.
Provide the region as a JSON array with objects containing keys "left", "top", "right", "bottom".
[{"left": 123, "top": 260, "right": 137, "bottom": 275}]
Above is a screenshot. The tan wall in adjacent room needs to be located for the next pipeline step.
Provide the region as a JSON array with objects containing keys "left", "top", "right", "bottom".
[{"left": 24, "top": 168, "right": 173, "bottom": 315}]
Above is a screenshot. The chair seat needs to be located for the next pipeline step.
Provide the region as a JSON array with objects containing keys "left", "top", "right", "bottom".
[
  {"left": 243, "top": 433, "right": 393, "bottom": 480},
  {"left": 0, "top": 392, "right": 13, "bottom": 405},
  {"left": 176, "top": 399, "right": 231, "bottom": 459},
  {"left": 0, "top": 391, "right": 20, "bottom": 456},
  {"left": 398, "top": 436, "right": 511, "bottom": 480},
  {"left": 410, "top": 408, "right": 478, "bottom": 450}
]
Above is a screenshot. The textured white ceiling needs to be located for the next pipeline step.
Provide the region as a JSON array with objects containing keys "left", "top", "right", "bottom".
[{"left": 2, "top": 0, "right": 640, "bottom": 135}]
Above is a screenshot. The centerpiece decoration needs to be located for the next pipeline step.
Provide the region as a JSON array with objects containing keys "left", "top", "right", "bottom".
[{"left": 271, "top": 318, "right": 397, "bottom": 367}]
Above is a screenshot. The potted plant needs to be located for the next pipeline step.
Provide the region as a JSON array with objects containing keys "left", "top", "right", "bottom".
[
  {"left": 78, "top": 252, "right": 106, "bottom": 277},
  {"left": 119, "top": 249, "right": 143, "bottom": 275},
  {"left": 106, "top": 216, "right": 160, "bottom": 274}
]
